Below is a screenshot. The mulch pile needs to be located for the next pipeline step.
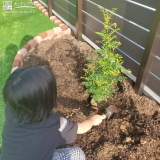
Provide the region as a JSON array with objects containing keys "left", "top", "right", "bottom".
[{"left": 22, "top": 35, "right": 160, "bottom": 160}]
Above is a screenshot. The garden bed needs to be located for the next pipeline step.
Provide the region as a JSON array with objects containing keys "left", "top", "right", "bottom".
[{"left": 22, "top": 35, "right": 160, "bottom": 160}]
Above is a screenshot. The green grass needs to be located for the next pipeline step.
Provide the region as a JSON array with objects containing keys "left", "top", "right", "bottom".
[{"left": 0, "top": 0, "right": 57, "bottom": 145}]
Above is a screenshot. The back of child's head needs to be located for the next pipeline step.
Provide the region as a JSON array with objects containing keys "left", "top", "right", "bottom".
[{"left": 3, "top": 66, "right": 57, "bottom": 124}]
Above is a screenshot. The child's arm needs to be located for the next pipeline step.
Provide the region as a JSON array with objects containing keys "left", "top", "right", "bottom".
[{"left": 77, "top": 114, "right": 106, "bottom": 134}]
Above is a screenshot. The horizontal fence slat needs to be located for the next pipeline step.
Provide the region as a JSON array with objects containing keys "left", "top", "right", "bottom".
[
  {"left": 150, "top": 57, "right": 160, "bottom": 78},
  {"left": 53, "top": 0, "right": 76, "bottom": 16},
  {"left": 146, "top": 73, "right": 160, "bottom": 96},
  {"left": 52, "top": 1, "right": 76, "bottom": 26},
  {"left": 118, "top": 35, "right": 144, "bottom": 63},
  {"left": 82, "top": 24, "right": 140, "bottom": 77},
  {"left": 66, "top": 0, "right": 76, "bottom": 6},
  {"left": 40, "top": 0, "right": 47, "bottom": 4},
  {"left": 82, "top": 12, "right": 145, "bottom": 63},
  {"left": 118, "top": 51, "right": 140, "bottom": 77},
  {"left": 83, "top": 3, "right": 150, "bottom": 48},
  {"left": 84, "top": 0, "right": 155, "bottom": 30},
  {"left": 133, "top": 0, "right": 158, "bottom": 9}
]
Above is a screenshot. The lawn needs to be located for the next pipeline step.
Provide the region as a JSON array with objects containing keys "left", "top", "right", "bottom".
[{"left": 0, "top": 0, "right": 56, "bottom": 145}]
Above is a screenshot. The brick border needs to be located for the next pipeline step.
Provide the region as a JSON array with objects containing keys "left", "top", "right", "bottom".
[{"left": 11, "top": 0, "right": 71, "bottom": 73}]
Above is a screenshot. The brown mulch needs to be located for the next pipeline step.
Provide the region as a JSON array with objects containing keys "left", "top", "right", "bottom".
[{"left": 22, "top": 35, "right": 160, "bottom": 160}]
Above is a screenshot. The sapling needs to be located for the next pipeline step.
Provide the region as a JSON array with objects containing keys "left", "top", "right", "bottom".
[{"left": 82, "top": 7, "right": 130, "bottom": 102}]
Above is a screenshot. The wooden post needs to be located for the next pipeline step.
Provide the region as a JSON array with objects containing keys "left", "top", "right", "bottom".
[
  {"left": 48, "top": 0, "right": 53, "bottom": 17},
  {"left": 76, "top": 0, "right": 82, "bottom": 41},
  {"left": 134, "top": 2, "right": 160, "bottom": 94}
]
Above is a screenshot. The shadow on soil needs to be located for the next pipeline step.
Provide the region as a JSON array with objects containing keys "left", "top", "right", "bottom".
[
  {"left": 56, "top": 95, "right": 92, "bottom": 117},
  {"left": 22, "top": 55, "right": 50, "bottom": 68}
]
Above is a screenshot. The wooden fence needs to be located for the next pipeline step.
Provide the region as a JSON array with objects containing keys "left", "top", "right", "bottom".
[{"left": 38, "top": 0, "right": 160, "bottom": 103}]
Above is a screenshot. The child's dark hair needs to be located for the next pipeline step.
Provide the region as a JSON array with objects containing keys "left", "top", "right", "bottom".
[{"left": 3, "top": 66, "right": 57, "bottom": 124}]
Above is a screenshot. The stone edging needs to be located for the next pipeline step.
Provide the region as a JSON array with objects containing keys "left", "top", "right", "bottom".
[{"left": 11, "top": 0, "right": 71, "bottom": 73}]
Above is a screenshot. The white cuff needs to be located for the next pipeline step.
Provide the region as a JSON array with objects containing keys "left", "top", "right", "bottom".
[{"left": 59, "top": 117, "right": 67, "bottom": 132}]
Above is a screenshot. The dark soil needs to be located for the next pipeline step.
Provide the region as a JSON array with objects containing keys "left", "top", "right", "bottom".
[{"left": 22, "top": 36, "right": 160, "bottom": 160}]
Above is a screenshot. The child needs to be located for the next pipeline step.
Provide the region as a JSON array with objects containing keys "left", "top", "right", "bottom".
[{"left": 0, "top": 66, "right": 106, "bottom": 160}]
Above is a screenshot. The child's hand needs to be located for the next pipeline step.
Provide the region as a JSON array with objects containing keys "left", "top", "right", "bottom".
[
  {"left": 89, "top": 114, "right": 106, "bottom": 126},
  {"left": 77, "top": 114, "right": 106, "bottom": 134}
]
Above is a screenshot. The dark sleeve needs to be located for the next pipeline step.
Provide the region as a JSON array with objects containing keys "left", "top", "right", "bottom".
[{"left": 59, "top": 117, "right": 78, "bottom": 144}]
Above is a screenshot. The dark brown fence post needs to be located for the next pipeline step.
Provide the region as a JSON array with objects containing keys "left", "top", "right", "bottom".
[
  {"left": 134, "top": 2, "right": 160, "bottom": 94},
  {"left": 48, "top": 0, "right": 53, "bottom": 17},
  {"left": 76, "top": 0, "right": 82, "bottom": 41}
]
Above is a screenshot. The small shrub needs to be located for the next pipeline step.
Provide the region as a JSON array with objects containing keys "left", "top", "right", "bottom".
[{"left": 82, "top": 7, "right": 130, "bottom": 102}]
